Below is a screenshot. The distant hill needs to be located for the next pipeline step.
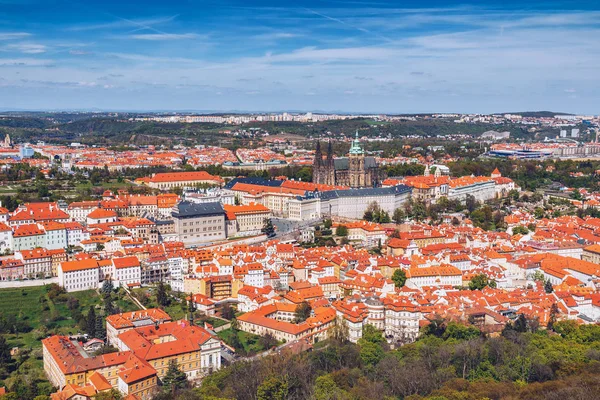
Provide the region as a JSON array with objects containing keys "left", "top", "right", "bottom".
[{"left": 494, "top": 111, "right": 574, "bottom": 117}]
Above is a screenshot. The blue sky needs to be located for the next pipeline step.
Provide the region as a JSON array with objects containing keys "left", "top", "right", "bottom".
[{"left": 1, "top": 0, "right": 599, "bottom": 114}]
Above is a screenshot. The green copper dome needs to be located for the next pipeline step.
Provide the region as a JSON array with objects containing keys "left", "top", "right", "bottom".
[{"left": 349, "top": 131, "right": 364, "bottom": 155}]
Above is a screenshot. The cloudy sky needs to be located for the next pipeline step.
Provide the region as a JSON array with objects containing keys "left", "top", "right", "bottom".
[{"left": 0, "top": 0, "right": 599, "bottom": 114}]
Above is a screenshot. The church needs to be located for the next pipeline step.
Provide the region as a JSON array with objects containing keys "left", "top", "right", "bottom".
[{"left": 312, "top": 133, "right": 384, "bottom": 188}]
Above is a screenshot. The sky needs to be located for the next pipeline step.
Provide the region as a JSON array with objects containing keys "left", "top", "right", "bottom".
[{"left": 0, "top": 0, "right": 599, "bottom": 114}]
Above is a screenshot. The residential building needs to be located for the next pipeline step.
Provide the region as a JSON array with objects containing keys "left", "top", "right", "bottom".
[
  {"left": 172, "top": 201, "right": 226, "bottom": 247},
  {"left": 58, "top": 258, "right": 100, "bottom": 292}
]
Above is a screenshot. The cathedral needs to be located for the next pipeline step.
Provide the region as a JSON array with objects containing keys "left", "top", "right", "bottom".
[{"left": 312, "top": 133, "right": 384, "bottom": 188}]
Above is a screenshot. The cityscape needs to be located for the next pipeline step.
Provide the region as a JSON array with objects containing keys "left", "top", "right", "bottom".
[{"left": 1, "top": 1, "right": 600, "bottom": 400}]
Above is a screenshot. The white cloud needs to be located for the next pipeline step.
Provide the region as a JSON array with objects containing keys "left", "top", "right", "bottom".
[
  {"left": 128, "top": 33, "right": 200, "bottom": 40},
  {"left": 0, "top": 32, "right": 31, "bottom": 40},
  {"left": 6, "top": 43, "right": 47, "bottom": 54}
]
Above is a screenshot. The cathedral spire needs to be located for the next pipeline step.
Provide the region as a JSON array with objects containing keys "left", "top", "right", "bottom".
[
  {"left": 327, "top": 140, "right": 334, "bottom": 166},
  {"left": 314, "top": 140, "right": 323, "bottom": 167}
]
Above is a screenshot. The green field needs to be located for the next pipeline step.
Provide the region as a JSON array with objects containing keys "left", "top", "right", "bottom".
[
  {"left": 0, "top": 285, "right": 139, "bottom": 350},
  {"left": 217, "top": 328, "right": 278, "bottom": 356}
]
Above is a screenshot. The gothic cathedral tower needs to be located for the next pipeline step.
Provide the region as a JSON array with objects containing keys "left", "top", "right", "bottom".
[
  {"left": 326, "top": 140, "right": 335, "bottom": 186},
  {"left": 348, "top": 131, "right": 366, "bottom": 188},
  {"left": 313, "top": 140, "right": 323, "bottom": 184}
]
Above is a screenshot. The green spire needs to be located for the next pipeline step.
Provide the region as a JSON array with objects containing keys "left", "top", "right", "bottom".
[{"left": 349, "top": 131, "right": 363, "bottom": 155}]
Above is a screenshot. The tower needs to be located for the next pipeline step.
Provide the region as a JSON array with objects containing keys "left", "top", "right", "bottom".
[
  {"left": 326, "top": 140, "right": 335, "bottom": 185},
  {"left": 313, "top": 141, "right": 323, "bottom": 184},
  {"left": 348, "top": 131, "right": 366, "bottom": 188}
]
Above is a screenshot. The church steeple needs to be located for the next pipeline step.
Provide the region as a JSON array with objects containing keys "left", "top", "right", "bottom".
[
  {"left": 326, "top": 140, "right": 334, "bottom": 166},
  {"left": 314, "top": 140, "right": 323, "bottom": 167}
]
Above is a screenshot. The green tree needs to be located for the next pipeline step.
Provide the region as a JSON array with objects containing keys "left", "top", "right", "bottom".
[
  {"left": 262, "top": 218, "right": 276, "bottom": 237},
  {"left": 530, "top": 270, "right": 545, "bottom": 282},
  {"left": 335, "top": 225, "right": 348, "bottom": 237},
  {"left": 156, "top": 281, "right": 169, "bottom": 307},
  {"left": 86, "top": 306, "right": 96, "bottom": 337},
  {"left": 330, "top": 317, "right": 350, "bottom": 343},
  {"left": 548, "top": 302, "right": 559, "bottom": 331},
  {"left": 391, "top": 269, "right": 407, "bottom": 288},
  {"left": 257, "top": 375, "right": 288, "bottom": 400},
  {"left": 162, "top": 360, "right": 189, "bottom": 393},
  {"left": 187, "top": 293, "right": 196, "bottom": 324},
  {"left": 314, "top": 374, "right": 343, "bottom": 400},
  {"left": 101, "top": 279, "right": 114, "bottom": 297},
  {"left": 323, "top": 219, "right": 333, "bottom": 229},
  {"left": 358, "top": 340, "right": 384, "bottom": 366},
  {"left": 0, "top": 334, "right": 13, "bottom": 371},
  {"left": 544, "top": 280, "right": 554, "bottom": 293},
  {"left": 220, "top": 303, "right": 235, "bottom": 320},
  {"left": 94, "top": 389, "right": 123, "bottom": 400},
  {"left": 393, "top": 208, "right": 405, "bottom": 223},
  {"left": 361, "top": 324, "right": 384, "bottom": 344},
  {"left": 294, "top": 301, "right": 312, "bottom": 323},
  {"left": 258, "top": 332, "right": 278, "bottom": 350},
  {"left": 512, "top": 225, "right": 529, "bottom": 235},
  {"left": 95, "top": 315, "right": 106, "bottom": 340},
  {"left": 468, "top": 274, "right": 497, "bottom": 290}
]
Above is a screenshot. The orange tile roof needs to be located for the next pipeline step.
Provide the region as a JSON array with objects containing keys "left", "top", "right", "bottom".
[
  {"left": 60, "top": 258, "right": 99, "bottom": 273},
  {"left": 87, "top": 208, "right": 118, "bottom": 219},
  {"left": 105, "top": 308, "right": 172, "bottom": 330},
  {"left": 113, "top": 256, "right": 140, "bottom": 269}
]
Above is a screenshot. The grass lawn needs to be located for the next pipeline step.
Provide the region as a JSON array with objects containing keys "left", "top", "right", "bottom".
[
  {"left": 217, "top": 328, "right": 278, "bottom": 356},
  {"left": 0, "top": 286, "right": 140, "bottom": 350},
  {"left": 131, "top": 287, "right": 190, "bottom": 320},
  {"left": 74, "top": 180, "right": 134, "bottom": 191}
]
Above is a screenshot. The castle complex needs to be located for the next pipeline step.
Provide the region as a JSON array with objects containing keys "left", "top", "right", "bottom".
[{"left": 312, "top": 133, "right": 384, "bottom": 188}]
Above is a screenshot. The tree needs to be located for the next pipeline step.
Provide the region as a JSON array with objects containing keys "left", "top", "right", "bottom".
[
  {"left": 323, "top": 219, "right": 332, "bottom": 229},
  {"left": 335, "top": 225, "right": 348, "bottom": 237},
  {"left": 512, "top": 225, "right": 529, "bottom": 235},
  {"left": 86, "top": 306, "right": 96, "bottom": 337},
  {"left": 162, "top": 360, "right": 189, "bottom": 393},
  {"left": 548, "top": 302, "right": 560, "bottom": 331},
  {"left": 544, "top": 280, "right": 554, "bottom": 293},
  {"left": 391, "top": 269, "right": 407, "bottom": 288},
  {"left": 262, "top": 218, "right": 276, "bottom": 237},
  {"left": 530, "top": 270, "right": 545, "bottom": 282},
  {"left": 101, "top": 279, "right": 114, "bottom": 297},
  {"left": 314, "top": 374, "right": 342, "bottom": 400},
  {"left": 257, "top": 376, "right": 288, "bottom": 400},
  {"left": 258, "top": 333, "right": 278, "bottom": 350},
  {"left": 294, "top": 301, "right": 312, "bottom": 323},
  {"left": 104, "top": 296, "right": 115, "bottom": 316},
  {"left": 393, "top": 208, "right": 405, "bottom": 223},
  {"left": 468, "top": 274, "right": 497, "bottom": 290},
  {"left": 187, "top": 293, "right": 196, "bottom": 324},
  {"left": 0, "top": 334, "right": 13, "bottom": 371},
  {"left": 513, "top": 314, "right": 528, "bottom": 333},
  {"left": 363, "top": 201, "right": 381, "bottom": 222},
  {"left": 156, "top": 281, "right": 169, "bottom": 307},
  {"left": 220, "top": 303, "right": 235, "bottom": 320},
  {"left": 330, "top": 317, "right": 350, "bottom": 343},
  {"left": 94, "top": 389, "right": 123, "bottom": 400},
  {"left": 465, "top": 195, "right": 478, "bottom": 213},
  {"left": 95, "top": 315, "right": 106, "bottom": 340}
]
